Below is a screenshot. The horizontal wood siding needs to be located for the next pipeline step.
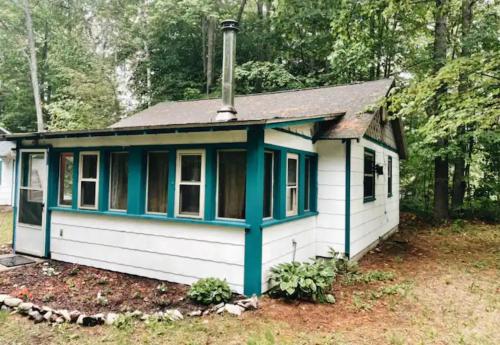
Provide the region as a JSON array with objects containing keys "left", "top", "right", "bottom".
[
  {"left": 264, "top": 128, "right": 316, "bottom": 152},
  {"left": 0, "top": 158, "right": 14, "bottom": 205},
  {"left": 350, "top": 138, "right": 399, "bottom": 258},
  {"left": 50, "top": 211, "right": 245, "bottom": 292},
  {"left": 261, "top": 216, "right": 316, "bottom": 292},
  {"left": 315, "top": 140, "right": 345, "bottom": 256}
]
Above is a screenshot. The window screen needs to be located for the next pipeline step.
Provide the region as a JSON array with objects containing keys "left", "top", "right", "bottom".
[
  {"left": 263, "top": 152, "right": 274, "bottom": 219},
  {"left": 59, "top": 153, "right": 74, "bottom": 206},
  {"left": 286, "top": 154, "right": 298, "bottom": 216},
  {"left": 147, "top": 152, "right": 169, "bottom": 214},
  {"left": 177, "top": 151, "right": 204, "bottom": 217},
  {"left": 109, "top": 152, "right": 128, "bottom": 211},
  {"left": 217, "top": 151, "right": 246, "bottom": 219},
  {"left": 364, "top": 149, "right": 375, "bottom": 201}
]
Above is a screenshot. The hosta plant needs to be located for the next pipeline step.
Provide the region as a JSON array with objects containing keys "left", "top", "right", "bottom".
[
  {"left": 188, "top": 278, "right": 232, "bottom": 305},
  {"left": 268, "top": 259, "right": 336, "bottom": 303}
]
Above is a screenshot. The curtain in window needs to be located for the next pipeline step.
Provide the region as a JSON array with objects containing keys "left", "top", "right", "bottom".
[
  {"left": 110, "top": 153, "right": 128, "bottom": 210},
  {"left": 218, "top": 151, "right": 246, "bottom": 219},
  {"left": 147, "top": 152, "right": 168, "bottom": 213}
]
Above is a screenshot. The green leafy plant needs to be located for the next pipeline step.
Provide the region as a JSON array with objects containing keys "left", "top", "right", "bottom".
[
  {"left": 188, "top": 278, "right": 232, "bottom": 305},
  {"left": 342, "top": 270, "right": 396, "bottom": 285},
  {"left": 268, "top": 259, "right": 336, "bottom": 303}
]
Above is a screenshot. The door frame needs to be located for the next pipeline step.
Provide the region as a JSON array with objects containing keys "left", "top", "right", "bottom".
[{"left": 14, "top": 148, "right": 49, "bottom": 257}]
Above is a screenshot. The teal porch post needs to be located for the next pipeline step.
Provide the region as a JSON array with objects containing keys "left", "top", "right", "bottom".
[
  {"left": 244, "top": 126, "right": 265, "bottom": 296},
  {"left": 344, "top": 140, "right": 351, "bottom": 258},
  {"left": 128, "top": 147, "right": 146, "bottom": 214}
]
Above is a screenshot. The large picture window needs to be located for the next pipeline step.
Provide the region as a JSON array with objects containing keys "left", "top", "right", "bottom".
[
  {"left": 146, "top": 151, "right": 169, "bottom": 214},
  {"left": 176, "top": 150, "right": 205, "bottom": 218},
  {"left": 364, "top": 148, "right": 375, "bottom": 202},
  {"left": 58, "top": 153, "right": 74, "bottom": 206},
  {"left": 263, "top": 151, "right": 274, "bottom": 219},
  {"left": 286, "top": 153, "right": 298, "bottom": 216},
  {"left": 388, "top": 156, "right": 393, "bottom": 197},
  {"left": 109, "top": 152, "right": 128, "bottom": 211},
  {"left": 217, "top": 150, "right": 246, "bottom": 220},
  {"left": 79, "top": 152, "right": 99, "bottom": 209}
]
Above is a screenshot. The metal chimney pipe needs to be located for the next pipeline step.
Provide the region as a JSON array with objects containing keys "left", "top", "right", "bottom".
[{"left": 216, "top": 19, "right": 239, "bottom": 122}]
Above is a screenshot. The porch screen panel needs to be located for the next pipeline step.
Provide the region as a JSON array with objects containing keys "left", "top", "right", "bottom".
[
  {"left": 19, "top": 152, "right": 45, "bottom": 226},
  {"left": 217, "top": 151, "right": 246, "bottom": 219},
  {"left": 58, "top": 153, "right": 74, "bottom": 206},
  {"left": 109, "top": 152, "right": 129, "bottom": 211},
  {"left": 147, "top": 152, "right": 169, "bottom": 213}
]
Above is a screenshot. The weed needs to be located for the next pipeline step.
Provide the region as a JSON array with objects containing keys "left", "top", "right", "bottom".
[
  {"left": 156, "top": 283, "right": 168, "bottom": 294},
  {"left": 352, "top": 292, "right": 373, "bottom": 311},
  {"left": 96, "top": 291, "right": 109, "bottom": 306},
  {"left": 42, "top": 293, "right": 55, "bottom": 303},
  {"left": 68, "top": 265, "right": 80, "bottom": 276},
  {"left": 342, "top": 270, "right": 396, "bottom": 285}
]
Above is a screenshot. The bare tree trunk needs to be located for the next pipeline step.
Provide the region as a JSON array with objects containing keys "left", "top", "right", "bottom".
[
  {"left": 432, "top": 0, "right": 449, "bottom": 221},
  {"left": 257, "top": 0, "right": 264, "bottom": 18},
  {"left": 451, "top": 0, "right": 474, "bottom": 212},
  {"left": 141, "top": 0, "right": 152, "bottom": 106},
  {"left": 237, "top": 0, "right": 247, "bottom": 23},
  {"left": 202, "top": 17, "right": 207, "bottom": 77},
  {"left": 206, "top": 15, "right": 216, "bottom": 95},
  {"left": 23, "top": 0, "right": 44, "bottom": 132}
]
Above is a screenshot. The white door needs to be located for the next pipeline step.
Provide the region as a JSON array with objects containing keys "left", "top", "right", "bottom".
[{"left": 15, "top": 149, "right": 48, "bottom": 256}]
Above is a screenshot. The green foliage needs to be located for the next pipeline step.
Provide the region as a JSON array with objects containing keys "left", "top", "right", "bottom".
[
  {"left": 188, "top": 278, "right": 232, "bottom": 305},
  {"left": 235, "top": 61, "right": 302, "bottom": 94},
  {"left": 342, "top": 270, "right": 396, "bottom": 286},
  {"left": 268, "top": 259, "right": 336, "bottom": 303}
]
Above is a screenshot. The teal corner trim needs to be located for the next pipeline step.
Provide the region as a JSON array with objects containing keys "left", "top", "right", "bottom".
[
  {"left": 262, "top": 211, "right": 318, "bottom": 228},
  {"left": 127, "top": 148, "right": 145, "bottom": 214},
  {"left": 167, "top": 150, "right": 176, "bottom": 216},
  {"left": 11, "top": 143, "right": 20, "bottom": 252},
  {"left": 344, "top": 139, "right": 351, "bottom": 258},
  {"left": 310, "top": 156, "right": 318, "bottom": 212},
  {"left": 276, "top": 149, "right": 287, "bottom": 219},
  {"left": 45, "top": 149, "right": 59, "bottom": 257},
  {"left": 71, "top": 151, "right": 79, "bottom": 209},
  {"left": 298, "top": 153, "right": 306, "bottom": 214},
  {"left": 204, "top": 147, "right": 216, "bottom": 220},
  {"left": 244, "top": 125, "right": 265, "bottom": 296},
  {"left": 363, "top": 135, "right": 398, "bottom": 154},
  {"left": 98, "top": 152, "right": 109, "bottom": 212}
]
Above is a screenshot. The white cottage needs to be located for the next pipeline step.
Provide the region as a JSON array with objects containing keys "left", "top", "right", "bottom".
[
  {"left": 1, "top": 20, "right": 406, "bottom": 296},
  {"left": 0, "top": 127, "right": 15, "bottom": 206}
]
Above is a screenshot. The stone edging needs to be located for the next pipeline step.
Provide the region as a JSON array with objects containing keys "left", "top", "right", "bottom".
[{"left": 0, "top": 294, "right": 258, "bottom": 327}]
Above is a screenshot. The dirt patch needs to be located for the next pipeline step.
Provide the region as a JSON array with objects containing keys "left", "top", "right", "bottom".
[{"left": 0, "top": 261, "right": 238, "bottom": 314}]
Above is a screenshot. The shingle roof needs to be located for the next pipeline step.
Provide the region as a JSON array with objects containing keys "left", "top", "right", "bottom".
[{"left": 111, "top": 78, "right": 394, "bottom": 137}]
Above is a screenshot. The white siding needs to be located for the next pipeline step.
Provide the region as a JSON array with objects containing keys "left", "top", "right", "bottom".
[
  {"left": 349, "top": 138, "right": 399, "bottom": 258},
  {"left": 261, "top": 217, "right": 316, "bottom": 292},
  {"left": 264, "top": 128, "right": 316, "bottom": 152},
  {"left": 0, "top": 157, "right": 14, "bottom": 205},
  {"left": 316, "top": 140, "right": 346, "bottom": 256},
  {"left": 50, "top": 211, "right": 246, "bottom": 293}
]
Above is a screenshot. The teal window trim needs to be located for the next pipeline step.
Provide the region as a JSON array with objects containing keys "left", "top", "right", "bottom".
[
  {"left": 344, "top": 139, "right": 351, "bottom": 258},
  {"left": 262, "top": 211, "right": 318, "bottom": 228},
  {"left": 363, "top": 147, "right": 376, "bottom": 203},
  {"left": 388, "top": 156, "right": 393, "bottom": 198},
  {"left": 204, "top": 147, "right": 216, "bottom": 220},
  {"left": 167, "top": 150, "right": 176, "bottom": 216},
  {"left": 127, "top": 148, "right": 145, "bottom": 214}
]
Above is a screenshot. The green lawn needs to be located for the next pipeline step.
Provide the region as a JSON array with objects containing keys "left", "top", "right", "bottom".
[
  {"left": 0, "top": 214, "right": 498, "bottom": 345},
  {"left": 0, "top": 209, "right": 12, "bottom": 246}
]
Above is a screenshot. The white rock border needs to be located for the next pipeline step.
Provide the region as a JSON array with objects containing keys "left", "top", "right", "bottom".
[{"left": 0, "top": 294, "right": 259, "bottom": 327}]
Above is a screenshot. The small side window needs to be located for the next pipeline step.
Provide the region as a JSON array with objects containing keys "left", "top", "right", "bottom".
[
  {"left": 286, "top": 153, "right": 298, "bottom": 216},
  {"left": 388, "top": 156, "right": 393, "bottom": 197},
  {"left": 79, "top": 152, "right": 99, "bottom": 209},
  {"left": 363, "top": 148, "right": 375, "bottom": 202},
  {"left": 58, "top": 153, "right": 74, "bottom": 206},
  {"left": 175, "top": 150, "right": 205, "bottom": 218}
]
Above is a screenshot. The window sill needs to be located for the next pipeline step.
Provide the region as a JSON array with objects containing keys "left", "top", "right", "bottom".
[
  {"left": 363, "top": 197, "right": 376, "bottom": 203},
  {"left": 262, "top": 211, "right": 318, "bottom": 228},
  {"left": 49, "top": 207, "right": 250, "bottom": 228}
]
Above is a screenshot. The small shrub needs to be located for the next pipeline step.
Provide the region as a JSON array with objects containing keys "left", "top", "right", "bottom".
[
  {"left": 268, "top": 259, "right": 336, "bottom": 303},
  {"left": 188, "top": 278, "right": 232, "bottom": 305},
  {"left": 328, "top": 248, "right": 359, "bottom": 274},
  {"left": 156, "top": 283, "right": 168, "bottom": 294}
]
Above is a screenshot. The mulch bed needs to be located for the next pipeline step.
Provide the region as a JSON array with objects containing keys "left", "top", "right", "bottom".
[{"left": 0, "top": 260, "right": 230, "bottom": 314}]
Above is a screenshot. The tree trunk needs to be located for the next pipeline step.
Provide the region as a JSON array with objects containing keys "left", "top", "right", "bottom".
[
  {"left": 141, "top": 0, "right": 152, "bottom": 106},
  {"left": 206, "top": 15, "right": 216, "bottom": 95},
  {"left": 451, "top": 0, "right": 474, "bottom": 212},
  {"left": 237, "top": 0, "right": 247, "bottom": 23},
  {"left": 432, "top": 0, "right": 449, "bottom": 221},
  {"left": 23, "top": 0, "right": 44, "bottom": 132}
]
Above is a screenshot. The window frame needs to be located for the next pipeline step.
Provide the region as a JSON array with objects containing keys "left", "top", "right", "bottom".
[
  {"left": 215, "top": 149, "right": 247, "bottom": 221},
  {"left": 286, "top": 153, "right": 299, "bottom": 217},
  {"left": 304, "top": 156, "right": 312, "bottom": 212},
  {"left": 145, "top": 150, "right": 169, "bottom": 215},
  {"left": 108, "top": 151, "right": 129, "bottom": 212},
  {"left": 58, "top": 152, "right": 74, "bottom": 207},
  {"left": 387, "top": 155, "right": 393, "bottom": 198},
  {"left": 263, "top": 151, "right": 274, "bottom": 220},
  {"left": 78, "top": 151, "right": 100, "bottom": 210},
  {"left": 363, "top": 148, "right": 376, "bottom": 203},
  {"left": 175, "top": 149, "right": 206, "bottom": 219}
]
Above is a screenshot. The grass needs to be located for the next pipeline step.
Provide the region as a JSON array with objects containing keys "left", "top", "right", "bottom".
[
  {"left": 0, "top": 212, "right": 499, "bottom": 345},
  {"left": 0, "top": 208, "right": 12, "bottom": 246}
]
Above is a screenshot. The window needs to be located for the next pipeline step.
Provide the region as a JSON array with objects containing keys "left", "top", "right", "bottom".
[
  {"left": 388, "top": 156, "right": 393, "bottom": 197},
  {"left": 217, "top": 150, "right": 246, "bottom": 220},
  {"left": 176, "top": 150, "right": 205, "bottom": 218},
  {"left": 109, "top": 152, "right": 128, "bottom": 211},
  {"left": 79, "top": 152, "right": 99, "bottom": 209},
  {"left": 363, "top": 148, "right": 375, "bottom": 201},
  {"left": 263, "top": 151, "right": 274, "bottom": 219},
  {"left": 19, "top": 152, "right": 45, "bottom": 226},
  {"left": 286, "top": 153, "right": 298, "bottom": 216},
  {"left": 304, "top": 156, "right": 311, "bottom": 211},
  {"left": 146, "top": 151, "right": 169, "bottom": 214},
  {"left": 58, "top": 153, "right": 74, "bottom": 206}
]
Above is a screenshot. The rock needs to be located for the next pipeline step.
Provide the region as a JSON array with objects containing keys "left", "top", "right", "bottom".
[
  {"left": 57, "top": 309, "right": 71, "bottom": 322},
  {"left": 43, "top": 310, "right": 53, "bottom": 321},
  {"left": 188, "top": 310, "right": 202, "bottom": 317},
  {"left": 105, "top": 313, "right": 119, "bottom": 325},
  {"left": 55, "top": 317, "right": 65, "bottom": 324},
  {"left": 69, "top": 310, "right": 81, "bottom": 323},
  {"left": 41, "top": 306, "right": 53, "bottom": 314},
  {"left": 0, "top": 294, "right": 10, "bottom": 303},
  {"left": 202, "top": 309, "right": 211, "bottom": 316},
  {"left": 163, "top": 309, "right": 183, "bottom": 321},
  {"left": 28, "top": 310, "right": 44, "bottom": 323},
  {"left": 4, "top": 297, "right": 23, "bottom": 308},
  {"left": 1, "top": 305, "right": 12, "bottom": 312},
  {"left": 77, "top": 315, "right": 100, "bottom": 327},
  {"left": 92, "top": 314, "right": 106, "bottom": 325},
  {"left": 126, "top": 310, "right": 142, "bottom": 319},
  {"left": 31, "top": 304, "right": 42, "bottom": 312},
  {"left": 212, "top": 302, "right": 225, "bottom": 311},
  {"left": 236, "top": 296, "right": 259, "bottom": 310},
  {"left": 216, "top": 306, "right": 225, "bottom": 314},
  {"left": 223, "top": 304, "right": 244, "bottom": 317},
  {"left": 17, "top": 302, "right": 33, "bottom": 314},
  {"left": 140, "top": 313, "right": 150, "bottom": 321}
]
